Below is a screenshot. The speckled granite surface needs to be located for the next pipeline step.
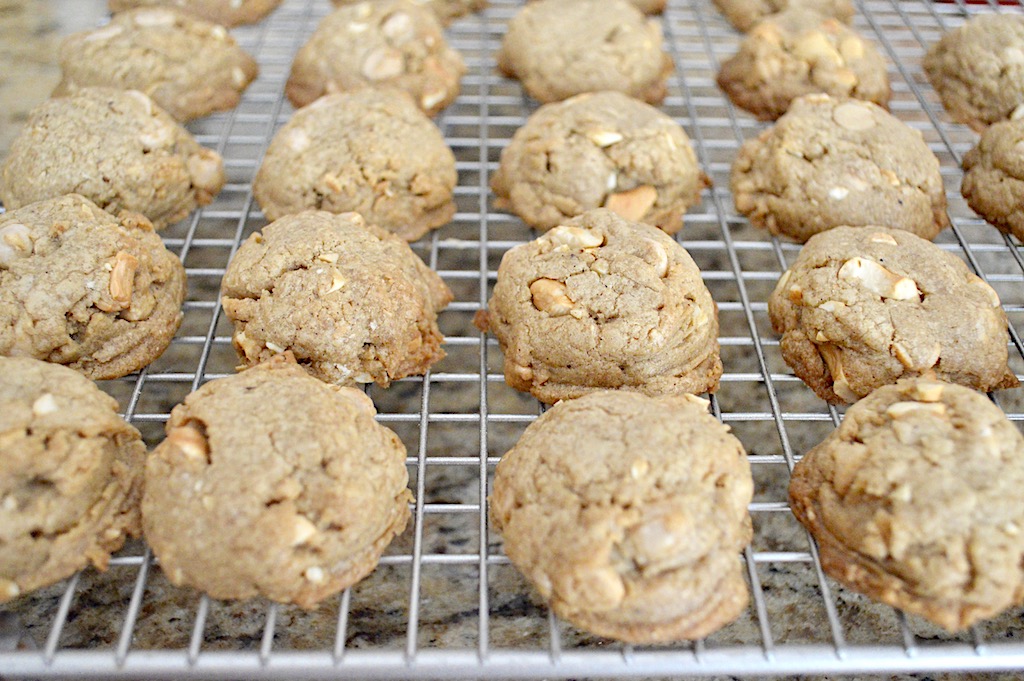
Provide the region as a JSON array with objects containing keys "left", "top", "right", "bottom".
[{"left": 1, "top": 1, "right": 1023, "bottom": 679}]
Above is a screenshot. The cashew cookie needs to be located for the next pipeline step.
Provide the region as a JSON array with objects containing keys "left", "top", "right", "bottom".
[
  {"left": 108, "top": 0, "right": 281, "bottom": 27},
  {"left": 712, "top": 0, "right": 853, "bottom": 33},
  {"left": 331, "top": 0, "right": 487, "bottom": 27},
  {"left": 961, "top": 118, "right": 1024, "bottom": 243}
]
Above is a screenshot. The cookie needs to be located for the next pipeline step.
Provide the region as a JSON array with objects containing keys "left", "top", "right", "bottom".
[
  {"left": 731, "top": 94, "right": 949, "bottom": 242},
  {"left": 477, "top": 209, "right": 722, "bottom": 404},
  {"left": 923, "top": 14, "right": 1024, "bottom": 133},
  {"left": 0, "top": 195, "right": 186, "bottom": 379},
  {"left": 253, "top": 89, "right": 456, "bottom": 240},
  {"left": 287, "top": 0, "right": 464, "bottom": 115},
  {"left": 331, "top": 0, "right": 486, "bottom": 26},
  {"left": 221, "top": 210, "right": 452, "bottom": 387},
  {"left": 629, "top": 0, "right": 667, "bottom": 14},
  {"left": 0, "top": 356, "right": 145, "bottom": 604},
  {"left": 491, "top": 91, "right": 710, "bottom": 234},
  {"left": 55, "top": 8, "right": 258, "bottom": 122},
  {"left": 717, "top": 11, "right": 889, "bottom": 121},
  {"left": 108, "top": 0, "right": 281, "bottom": 27},
  {"left": 961, "top": 118, "right": 1024, "bottom": 242},
  {"left": 768, "top": 226, "right": 1018, "bottom": 404},
  {"left": 497, "top": 0, "right": 672, "bottom": 105},
  {"left": 790, "top": 378, "right": 1024, "bottom": 632},
  {"left": 143, "top": 354, "right": 412, "bottom": 608},
  {"left": 491, "top": 390, "right": 753, "bottom": 643},
  {"left": 0, "top": 88, "right": 224, "bottom": 230},
  {"left": 713, "top": 0, "right": 854, "bottom": 33}
]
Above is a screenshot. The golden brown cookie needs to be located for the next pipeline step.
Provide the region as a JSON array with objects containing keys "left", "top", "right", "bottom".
[
  {"left": 492, "top": 390, "right": 753, "bottom": 643},
  {"left": 961, "top": 118, "right": 1024, "bottom": 242},
  {"left": 143, "top": 354, "right": 413, "bottom": 608},
  {"left": 713, "top": 0, "right": 854, "bottom": 32},
  {"left": 332, "top": 0, "right": 487, "bottom": 26},
  {"left": 0, "top": 356, "right": 145, "bottom": 604},
  {"left": 108, "top": 0, "right": 281, "bottom": 27}
]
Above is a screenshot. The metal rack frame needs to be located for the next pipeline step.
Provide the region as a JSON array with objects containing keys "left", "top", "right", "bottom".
[{"left": 2, "top": 0, "right": 1024, "bottom": 677}]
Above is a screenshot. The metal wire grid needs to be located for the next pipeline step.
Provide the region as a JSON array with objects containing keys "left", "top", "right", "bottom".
[{"left": 3, "top": 0, "right": 1024, "bottom": 677}]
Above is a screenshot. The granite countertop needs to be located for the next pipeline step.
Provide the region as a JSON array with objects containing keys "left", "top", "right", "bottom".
[{"left": 1, "top": 1, "right": 1023, "bottom": 680}]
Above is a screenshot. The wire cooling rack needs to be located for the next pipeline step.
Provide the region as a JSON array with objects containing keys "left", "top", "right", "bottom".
[{"left": 3, "top": 0, "right": 1024, "bottom": 677}]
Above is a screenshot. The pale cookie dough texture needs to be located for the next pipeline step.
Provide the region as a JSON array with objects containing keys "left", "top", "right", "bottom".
[
  {"left": 55, "top": 8, "right": 258, "bottom": 123},
  {"left": 961, "top": 118, "right": 1024, "bottom": 242},
  {"left": 221, "top": 210, "right": 452, "bottom": 387},
  {"left": 713, "top": 0, "right": 854, "bottom": 33},
  {"left": 478, "top": 209, "right": 722, "bottom": 404},
  {"left": 768, "top": 226, "right": 1018, "bottom": 405},
  {"left": 0, "top": 356, "right": 145, "bottom": 604},
  {"left": 0, "top": 88, "right": 224, "bottom": 231},
  {"left": 253, "top": 90, "right": 456, "bottom": 240},
  {"left": 717, "top": 11, "right": 889, "bottom": 121},
  {"left": 923, "top": 14, "right": 1024, "bottom": 133},
  {"left": 108, "top": 0, "right": 282, "bottom": 27},
  {"left": 790, "top": 378, "right": 1024, "bottom": 632},
  {"left": 491, "top": 91, "right": 709, "bottom": 234},
  {"left": 287, "top": 0, "right": 465, "bottom": 115},
  {"left": 0, "top": 195, "right": 186, "bottom": 380},
  {"left": 332, "top": 0, "right": 487, "bottom": 28},
  {"left": 143, "top": 354, "right": 412, "bottom": 608},
  {"left": 497, "top": 0, "right": 673, "bottom": 104},
  {"left": 731, "top": 94, "right": 949, "bottom": 242},
  {"left": 491, "top": 390, "right": 753, "bottom": 643}
]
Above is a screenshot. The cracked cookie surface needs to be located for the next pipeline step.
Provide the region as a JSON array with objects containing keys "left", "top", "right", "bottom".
[
  {"left": 717, "top": 10, "right": 889, "bottom": 121},
  {"left": 56, "top": 8, "right": 258, "bottom": 123},
  {"left": 768, "top": 225, "right": 1017, "bottom": 404},
  {"left": 730, "top": 94, "right": 948, "bottom": 242},
  {"left": 287, "top": 0, "right": 465, "bottom": 115},
  {"left": 221, "top": 210, "right": 452, "bottom": 387},
  {"left": 497, "top": 0, "right": 672, "bottom": 104},
  {"left": 143, "top": 354, "right": 413, "bottom": 608},
  {"left": 478, "top": 209, "right": 721, "bottom": 404},
  {"left": 961, "top": 118, "right": 1024, "bottom": 242},
  {"left": 0, "top": 195, "right": 186, "bottom": 379},
  {"left": 491, "top": 390, "right": 753, "bottom": 642},
  {"left": 491, "top": 91, "right": 709, "bottom": 234},
  {"left": 0, "top": 88, "right": 224, "bottom": 230},
  {"left": 331, "top": 0, "right": 487, "bottom": 27},
  {"left": 712, "top": 0, "right": 853, "bottom": 32},
  {"left": 108, "top": 0, "right": 282, "bottom": 27},
  {"left": 790, "top": 378, "right": 1024, "bottom": 632},
  {"left": 0, "top": 357, "right": 145, "bottom": 604},
  {"left": 253, "top": 89, "right": 456, "bottom": 240},
  {"left": 923, "top": 14, "right": 1024, "bottom": 133}
]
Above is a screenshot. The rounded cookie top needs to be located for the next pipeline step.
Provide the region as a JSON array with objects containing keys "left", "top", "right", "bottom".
[
  {"left": 497, "top": 0, "right": 672, "bottom": 104},
  {"left": 0, "top": 356, "right": 145, "bottom": 604},
  {"left": 717, "top": 11, "right": 889, "bottom": 121},
  {"left": 491, "top": 390, "right": 753, "bottom": 643},
  {"left": 56, "top": 8, "right": 258, "bottom": 122},
  {"left": 730, "top": 94, "right": 949, "bottom": 242},
  {"left": 768, "top": 226, "right": 1017, "bottom": 404},
  {"left": 108, "top": 0, "right": 282, "bottom": 27},
  {"left": 287, "top": 0, "right": 465, "bottom": 115},
  {"left": 923, "top": 14, "right": 1024, "bottom": 132},
  {"left": 789, "top": 378, "right": 1024, "bottom": 632},
  {"left": 713, "top": 0, "right": 854, "bottom": 32},
  {"left": 221, "top": 210, "right": 452, "bottom": 387},
  {"left": 0, "top": 88, "right": 224, "bottom": 230},
  {"left": 143, "top": 354, "right": 412, "bottom": 608},
  {"left": 0, "top": 195, "right": 186, "bottom": 379},
  {"left": 480, "top": 209, "right": 722, "bottom": 404},
  {"left": 961, "top": 118, "right": 1024, "bottom": 242},
  {"left": 491, "top": 91, "right": 709, "bottom": 234},
  {"left": 253, "top": 89, "right": 457, "bottom": 240},
  {"left": 331, "top": 0, "right": 487, "bottom": 27}
]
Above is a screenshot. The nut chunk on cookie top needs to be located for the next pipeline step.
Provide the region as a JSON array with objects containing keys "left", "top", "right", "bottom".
[
  {"left": 221, "top": 210, "right": 452, "bottom": 388},
  {"left": 731, "top": 94, "right": 948, "bottom": 243},
  {"left": 497, "top": 0, "right": 673, "bottom": 104},
  {"left": 961, "top": 118, "right": 1024, "bottom": 243},
  {"left": 790, "top": 378, "right": 1024, "bottom": 632},
  {"left": 0, "top": 195, "right": 186, "bottom": 380},
  {"left": 143, "top": 354, "right": 412, "bottom": 608},
  {"left": 477, "top": 209, "right": 722, "bottom": 404},
  {"left": 768, "top": 226, "right": 1018, "bottom": 404},
  {"left": 492, "top": 390, "right": 753, "bottom": 643},
  {"left": 491, "top": 91, "right": 710, "bottom": 234},
  {"left": 108, "top": 0, "right": 282, "bottom": 27},
  {"left": 253, "top": 89, "right": 457, "bottom": 241},
  {"left": 0, "top": 357, "right": 145, "bottom": 604}
]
